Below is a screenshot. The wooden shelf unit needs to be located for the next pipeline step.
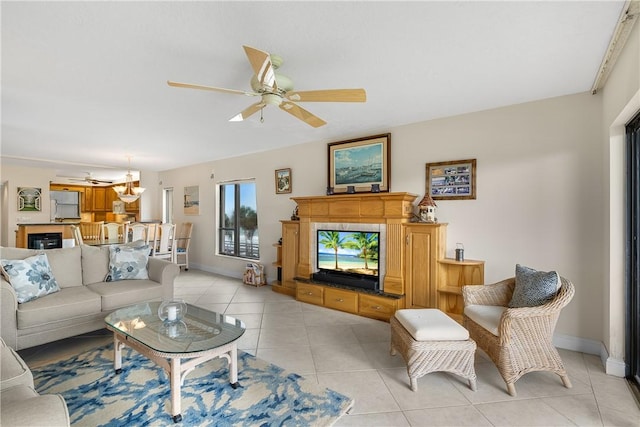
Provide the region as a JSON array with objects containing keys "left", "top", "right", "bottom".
[{"left": 437, "top": 258, "right": 485, "bottom": 322}]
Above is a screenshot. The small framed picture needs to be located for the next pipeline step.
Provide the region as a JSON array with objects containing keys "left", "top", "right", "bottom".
[
  {"left": 17, "top": 187, "right": 42, "bottom": 211},
  {"left": 275, "top": 168, "right": 292, "bottom": 194},
  {"left": 426, "top": 159, "right": 476, "bottom": 200}
]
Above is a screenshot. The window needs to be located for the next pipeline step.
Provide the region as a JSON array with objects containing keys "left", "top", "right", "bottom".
[{"left": 219, "top": 181, "right": 259, "bottom": 259}]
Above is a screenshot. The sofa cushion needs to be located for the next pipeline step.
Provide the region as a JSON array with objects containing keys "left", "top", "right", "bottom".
[
  {"left": 42, "top": 246, "right": 83, "bottom": 288},
  {"left": 81, "top": 245, "right": 110, "bottom": 285},
  {"left": 105, "top": 244, "right": 150, "bottom": 281},
  {"left": 1, "top": 341, "right": 34, "bottom": 390},
  {"left": 87, "top": 280, "right": 163, "bottom": 311},
  {"left": 464, "top": 305, "right": 506, "bottom": 336},
  {"left": 1, "top": 254, "right": 60, "bottom": 303},
  {"left": 17, "top": 287, "right": 102, "bottom": 329},
  {"left": 0, "top": 246, "right": 82, "bottom": 289},
  {"left": 0, "top": 247, "right": 38, "bottom": 260},
  {"left": 508, "top": 264, "right": 560, "bottom": 308}
]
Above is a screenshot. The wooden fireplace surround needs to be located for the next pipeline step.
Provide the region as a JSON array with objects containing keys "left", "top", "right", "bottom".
[{"left": 272, "top": 192, "right": 484, "bottom": 322}]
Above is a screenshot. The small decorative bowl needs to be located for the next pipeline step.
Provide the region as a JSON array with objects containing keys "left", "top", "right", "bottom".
[{"left": 158, "top": 299, "right": 187, "bottom": 324}]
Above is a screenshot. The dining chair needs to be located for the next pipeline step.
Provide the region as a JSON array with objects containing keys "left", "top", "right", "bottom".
[
  {"left": 125, "top": 223, "right": 149, "bottom": 243},
  {"left": 79, "top": 221, "right": 104, "bottom": 241},
  {"left": 103, "top": 222, "right": 124, "bottom": 240},
  {"left": 70, "top": 225, "right": 83, "bottom": 246},
  {"left": 146, "top": 223, "right": 159, "bottom": 254},
  {"left": 175, "top": 222, "right": 193, "bottom": 270},
  {"left": 152, "top": 223, "right": 176, "bottom": 262}
]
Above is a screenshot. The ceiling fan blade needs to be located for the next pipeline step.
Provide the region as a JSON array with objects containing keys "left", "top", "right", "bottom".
[
  {"left": 167, "top": 80, "right": 258, "bottom": 97},
  {"left": 286, "top": 89, "right": 367, "bottom": 103},
  {"left": 243, "top": 45, "right": 278, "bottom": 91},
  {"left": 229, "top": 102, "right": 266, "bottom": 122},
  {"left": 279, "top": 101, "right": 327, "bottom": 128}
]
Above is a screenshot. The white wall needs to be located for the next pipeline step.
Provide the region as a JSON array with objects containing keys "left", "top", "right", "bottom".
[{"left": 159, "top": 91, "right": 603, "bottom": 344}]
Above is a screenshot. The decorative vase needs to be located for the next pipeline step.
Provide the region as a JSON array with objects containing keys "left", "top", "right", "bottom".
[{"left": 158, "top": 299, "right": 187, "bottom": 324}]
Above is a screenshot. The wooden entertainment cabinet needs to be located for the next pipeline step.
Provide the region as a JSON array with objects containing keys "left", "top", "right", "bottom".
[{"left": 272, "top": 192, "right": 484, "bottom": 321}]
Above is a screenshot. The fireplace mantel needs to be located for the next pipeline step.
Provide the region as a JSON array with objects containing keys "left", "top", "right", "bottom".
[{"left": 292, "top": 192, "right": 417, "bottom": 223}]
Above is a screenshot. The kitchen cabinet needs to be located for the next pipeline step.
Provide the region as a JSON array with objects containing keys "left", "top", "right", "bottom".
[
  {"left": 82, "top": 187, "right": 92, "bottom": 213},
  {"left": 92, "top": 187, "right": 107, "bottom": 211},
  {"left": 106, "top": 187, "right": 117, "bottom": 212}
]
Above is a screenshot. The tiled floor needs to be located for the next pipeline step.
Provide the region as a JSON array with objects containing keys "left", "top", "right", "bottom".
[{"left": 20, "top": 270, "right": 640, "bottom": 426}]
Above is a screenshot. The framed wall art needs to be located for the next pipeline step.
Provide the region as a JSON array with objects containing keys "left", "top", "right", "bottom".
[
  {"left": 17, "top": 187, "right": 42, "bottom": 211},
  {"left": 184, "top": 185, "right": 200, "bottom": 215},
  {"left": 426, "top": 159, "right": 476, "bottom": 200},
  {"left": 275, "top": 168, "right": 292, "bottom": 194},
  {"left": 327, "top": 133, "right": 390, "bottom": 194}
]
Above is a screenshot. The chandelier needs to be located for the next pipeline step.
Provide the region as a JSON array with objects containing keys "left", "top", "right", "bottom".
[{"left": 113, "top": 157, "right": 145, "bottom": 203}]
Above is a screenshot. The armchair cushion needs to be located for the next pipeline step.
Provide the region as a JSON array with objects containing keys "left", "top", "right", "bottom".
[
  {"left": 508, "top": 264, "right": 560, "bottom": 308},
  {"left": 463, "top": 305, "right": 505, "bottom": 336}
]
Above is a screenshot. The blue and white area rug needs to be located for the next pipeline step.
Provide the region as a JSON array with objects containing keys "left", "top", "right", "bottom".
[{"left": 32, "top": 345, "right": 353, "bottom": 426}]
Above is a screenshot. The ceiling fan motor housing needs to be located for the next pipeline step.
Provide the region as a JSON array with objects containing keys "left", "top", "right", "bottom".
[{"left": 250, "top": 73, "right": 293, "bottom": 95}]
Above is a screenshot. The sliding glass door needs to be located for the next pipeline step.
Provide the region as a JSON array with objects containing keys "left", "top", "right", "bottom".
[{"left": 626, "top": 111, "right": 640, "bottom": 397}]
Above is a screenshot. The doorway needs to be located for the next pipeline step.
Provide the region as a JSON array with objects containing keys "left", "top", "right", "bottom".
[
  {"left": 163, "top": 188, "right": 174, "bottom": 224},
  {"left": 626, "top": 110, "right": 640, "bottom": 399}
]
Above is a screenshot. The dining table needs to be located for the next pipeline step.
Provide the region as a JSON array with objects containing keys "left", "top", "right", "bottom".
[{"left": 83, "top": 238, "right": 126, "bottom": 246}]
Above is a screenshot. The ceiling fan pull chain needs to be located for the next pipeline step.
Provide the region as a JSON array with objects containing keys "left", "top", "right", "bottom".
[{"left": 260, "top": 107, "right": 264, "bottom": 123}]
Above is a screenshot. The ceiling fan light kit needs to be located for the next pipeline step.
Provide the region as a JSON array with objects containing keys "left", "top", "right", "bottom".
[{"left": 168, "top": 45, "right": 366, "bottom": 127}]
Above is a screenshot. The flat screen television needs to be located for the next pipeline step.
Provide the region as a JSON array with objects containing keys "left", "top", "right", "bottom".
[{"left": 313, "top": 230, "right": 380, "bottom": 291}]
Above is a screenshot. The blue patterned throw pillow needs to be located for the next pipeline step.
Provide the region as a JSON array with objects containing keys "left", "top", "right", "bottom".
[
  {"left": 105, "top": 244, "right": 150, "bottom": 282},
  {"left": 0, "top": 253, "right": 60, "bottom": 303},
  {"left": 508, "top": 264, "right": 560, "bottom": 308}
]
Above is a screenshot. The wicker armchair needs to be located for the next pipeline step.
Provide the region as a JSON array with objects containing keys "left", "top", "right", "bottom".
[{"left": 462, "top": 276, "right": 575, "bottom": 396}]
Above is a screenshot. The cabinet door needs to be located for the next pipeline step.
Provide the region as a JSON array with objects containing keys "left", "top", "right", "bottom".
[
  {"left": 82, "top": 187, "right": 92, "bottom": 212},
  {"left": 405, "top": 225, "right": 439, "bottom": 309},
  {"left": 92, "top": 188, "right": 107, "bottom": 211},
  {"left": 105, "top": 187, "right": 117, "bottom": 212},
  {"left": 281, "top": 222, "right": 299, "bottom": 289}
]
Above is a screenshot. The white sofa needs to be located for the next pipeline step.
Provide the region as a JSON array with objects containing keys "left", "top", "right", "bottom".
[{"left": 1, "top": 245, "right": 180, "bottom": 350}]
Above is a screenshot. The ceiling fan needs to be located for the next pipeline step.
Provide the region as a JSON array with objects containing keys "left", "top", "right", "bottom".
[
  {"left": 168, "top": 45, "right": 366, "bottom": 128},
  {"left": 63, "top": 173, "right": 114, "bottom": 185}
]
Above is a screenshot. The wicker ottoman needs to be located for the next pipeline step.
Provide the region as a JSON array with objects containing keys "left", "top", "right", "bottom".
[{"left": 390, "top": 309, "right": 477, "bottom": 392}]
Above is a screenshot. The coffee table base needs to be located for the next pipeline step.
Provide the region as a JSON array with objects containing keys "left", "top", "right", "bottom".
[{"left": 109, "top": 329, "right": 240, "bottom": 423}]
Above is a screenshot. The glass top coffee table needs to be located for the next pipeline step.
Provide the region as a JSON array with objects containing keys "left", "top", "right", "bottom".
[{"left": 104, "top": 301, "right": 246, "bottom": 423}]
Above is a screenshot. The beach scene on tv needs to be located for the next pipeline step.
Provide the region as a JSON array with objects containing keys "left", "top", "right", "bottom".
[{"left": 317, "top": 230, "right": 379, "bottom": 276}]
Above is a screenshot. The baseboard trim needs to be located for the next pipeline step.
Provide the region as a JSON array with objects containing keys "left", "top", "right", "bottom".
[
  {"left": 552, "top": 333, "right": 626, "bottom": 377},
  {"left": 604, "top": 354, "right": 627, "bottom": 377},
  {"left": 553, "top": 332, "right": 602, "bottom": 355}
]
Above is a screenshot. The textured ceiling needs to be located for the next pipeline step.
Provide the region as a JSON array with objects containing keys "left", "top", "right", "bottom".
[{"left": 1, "top": 1, "right": 625, "bottom": 182}]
